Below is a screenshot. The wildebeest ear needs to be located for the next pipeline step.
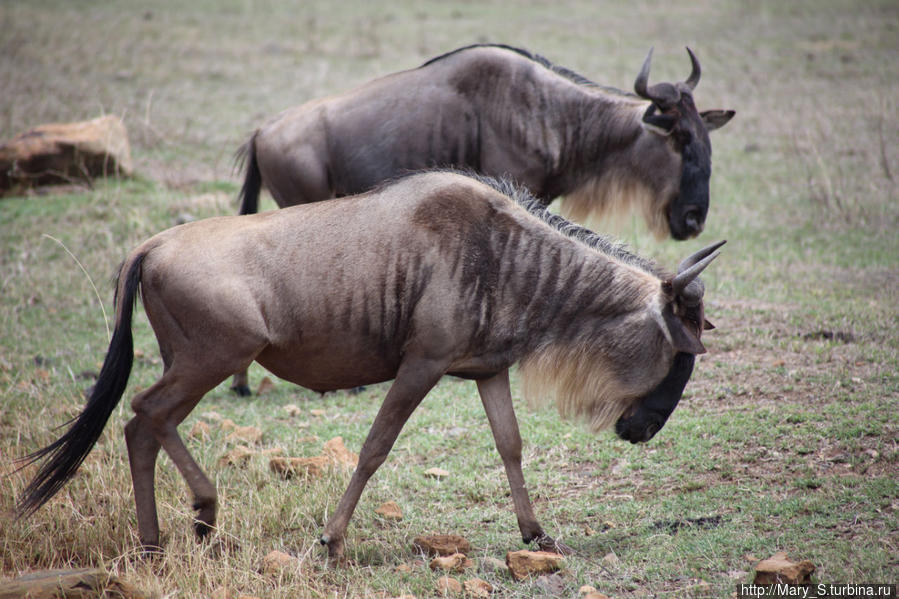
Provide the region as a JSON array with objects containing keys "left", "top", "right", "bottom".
[
  {"left": 663, "top": 306, "right": 707, "bottom": 355},
  {"left": 701, "top": 109, "right": 735, "bottom": 132},
  {"left": 703, "top": 318, "right": 716, "bottom": 331}
]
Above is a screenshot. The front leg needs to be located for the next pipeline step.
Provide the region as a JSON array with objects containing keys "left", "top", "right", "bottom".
[
  {"left": 321, "top": 356, "right": 445, "bottom": 561},
  {"left": 477, "top": 370, "right": 571, "bottom": 553}
]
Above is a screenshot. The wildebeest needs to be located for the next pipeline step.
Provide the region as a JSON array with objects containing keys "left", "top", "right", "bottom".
[
  {"left": 18, "top": 171, "right": 723, "bottom": 558},
  {"left": 239, "top": 44, "right": 733, "bottom": 240},
  {"left": 230, "top": 44, "right": 733, "bottom": 395}
]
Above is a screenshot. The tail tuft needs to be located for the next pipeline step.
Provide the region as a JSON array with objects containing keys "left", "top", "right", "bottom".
[{"left": 16, "top": 253, "right": 145, "bottom": 518}]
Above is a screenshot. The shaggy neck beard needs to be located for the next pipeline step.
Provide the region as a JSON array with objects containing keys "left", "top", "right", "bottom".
[
  {"left": 560, "top": 174, "right": 668, "bottom": 241},
  {"left": 519, "top": 341, "right": 638, "bottom": 433}
]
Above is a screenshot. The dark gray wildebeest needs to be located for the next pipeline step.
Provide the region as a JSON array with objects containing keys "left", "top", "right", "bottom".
[
  {"left": 18, "top": 171, "right": 723, "bottom": 559},
  {"left": 230, "top": 43, "right": 733, "bottom": 395},
  {"left": 238, "top": 44, "right": 733, "bottom": 238}
]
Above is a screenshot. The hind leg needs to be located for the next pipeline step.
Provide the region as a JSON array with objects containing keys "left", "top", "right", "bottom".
[
  {"left": 125, "top": 413, "right": 163, "bottom": 551},
  {"left": 129, "top": 367, "right": 240, "bottom": 545},
  {"left": 157, "top": 419, "right": 217, "bottom": 538},
  {"left": 229, "top": 370, "right": 251, "bottom": 397}
]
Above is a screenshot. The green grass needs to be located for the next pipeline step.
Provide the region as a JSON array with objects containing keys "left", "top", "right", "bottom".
[{"left": 2, "top": 0, "right": 898, "bottom": 597}]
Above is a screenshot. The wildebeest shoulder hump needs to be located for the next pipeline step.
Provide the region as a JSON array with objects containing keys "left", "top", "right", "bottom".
[{"left": 419, "top": 43, "right": 598, "bottom": 88}]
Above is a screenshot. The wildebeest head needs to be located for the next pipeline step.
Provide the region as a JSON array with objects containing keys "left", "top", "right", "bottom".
[
  {"left": 633, "top": 48, "right": 734, "bottom": 240},
  {"left": 614, "top": 240, "right": 725, "bottom": 443}
]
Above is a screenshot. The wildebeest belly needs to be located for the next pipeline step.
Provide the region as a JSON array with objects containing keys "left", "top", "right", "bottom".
[{"left": 253, "top": 339, "right": 402, "bottom": 393}]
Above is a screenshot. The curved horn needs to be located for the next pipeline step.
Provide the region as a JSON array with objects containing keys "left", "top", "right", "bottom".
[
  {"left": 677, "top": 239, "right": 726, "bottom": 274},
  {"left": 634, "top": 47, "right": 680, "bottom": 107},
  {"left": 672, "top": 247, "right": 722, "bottom": 297},
  {"left": 634, "top": 47, "right": 654, "bottom": 99},
  {"left": 685, "top": 47, "right": 701, "bottom": 90}
]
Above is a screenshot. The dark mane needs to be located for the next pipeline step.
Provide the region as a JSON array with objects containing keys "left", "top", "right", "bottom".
[
  {"left": 421, "top": 43, "right": 601, "bottom": 89},
  {"left": 375, "top": 168, "right": 660, "bottom": 276},
  {"left": 465, "top": 172, "right": 661, "bottom": 277}
]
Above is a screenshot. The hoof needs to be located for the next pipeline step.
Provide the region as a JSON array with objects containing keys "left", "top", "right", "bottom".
[
  {"left": 231, "top": 384, "right": 252, "bottom": 397},
  {"left": 320, "top": 532, "right": 345, "bottom": 561},
  {"left": 192, "top": 499, "right": 216, "bottom": 539},
  {"left": 194, "top": 520, "right": 215, "bottom": 539},
  {"left": 140, "top": 543, "right": 164, "bottom": 560}
]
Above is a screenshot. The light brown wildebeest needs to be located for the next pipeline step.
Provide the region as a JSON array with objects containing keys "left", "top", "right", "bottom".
[
  {"left": 228, "top": 43, "right": 733, "bottom": 395},
  {"left": 18, "top": 171, "right": 723, "bottom": 558}
]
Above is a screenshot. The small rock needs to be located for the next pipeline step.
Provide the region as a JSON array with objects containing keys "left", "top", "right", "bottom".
[
  {"left": 424, "top": 467, "right": 450, "bottom": 479},
  {"left": 463, "top": 578, "right": 493, "bottom": 598},
  {"left": 583, "top": 593, "right": 611, "bottom": 599},
  {"left": 479, "top": 556, "right": 509, "bottom": 575},
  {"left": 284, "top": 404, "right": 303, "bottom": 417},
  {"left": 262, "top": 550, "right": 299, "bottom": 575},
  {"left": 375, "top": 501, "right": 403, "bottom": 521},
  {"left": 394, "top": 563, "right": 414, "bottom": 574},
  {"left": 436, "top": 576, "right": 463, "bottom": 596},
  {"left": 534, "top": 573, "right": 566, "bottom": 595},
  {"left": 310, "top": 408, "right": 327, "bottom": 417},
  {"left": 219, "top": 445, "right": 255, "bottom": 468},
  {"left": 753, "top": 551, "right": 815, "bottom": 585},
  {"left": 256, "top": 376, "right": 275, "bottom": 395},
  {"left": 413, "top": 534, "right": 471, "bottom": 557},
  {"left": 188, "top": 420, "right": 211, "bottom": 439},
  {"left": 269, "top": 456, "right": 329, "bottom": 479},
  {"left": 505, "top": 550, "right": 564, "bottom": 581},
  {"left": 578, "top": 585, "right": 597, "bottom": 595},
  {"left": 601, "top": 551, "right": 619, "bottom": 566},
  {"left": 323, "top": 436, "right": 358, "bottom": 468},
  {"left": 226, "top": 425, "right": 263, "bottom": 445},
  {"left": 430, "top": 553, "right": 474, "bottom": 573},
  {"left": 0, "top": 568, "right": 147, "bottom": 599}
]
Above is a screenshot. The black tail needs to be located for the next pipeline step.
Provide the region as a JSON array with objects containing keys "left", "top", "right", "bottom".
[
  {"left": 16, "top": 253, "right": 146, "bottom": 518},
  {"left": 237, "top": 134, "right": 262, "bottom": 215}
]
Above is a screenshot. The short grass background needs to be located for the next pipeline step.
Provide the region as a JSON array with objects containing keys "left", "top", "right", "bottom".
[{"left": 1, "top": 1, "right": 897, "bottom": 597}]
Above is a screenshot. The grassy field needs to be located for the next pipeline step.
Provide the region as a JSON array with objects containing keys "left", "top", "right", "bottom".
[{"left": 1, "top": 1, "right": 897, "bottom": 597}]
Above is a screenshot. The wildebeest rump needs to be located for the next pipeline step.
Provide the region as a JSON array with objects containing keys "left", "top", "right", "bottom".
[
  {"left": 17, "top": 171, "right": 723, "bottom": 558},
  {"left": 239, "top": 44, "right": 733, "bottom": 240}
]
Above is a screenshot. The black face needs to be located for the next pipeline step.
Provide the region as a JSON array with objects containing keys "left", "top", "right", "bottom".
[
  {"left": 645, "top": 92, "right": 714, "bottom": 241},
  {"left": 668, "top": 137, "right": 711, "bottom": 240},
  {"left": 668, "top": 107, "right": 714, "bottom": 240},
  {"left": 615, "top": 352, "right": 695, "bottom": 443}
]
